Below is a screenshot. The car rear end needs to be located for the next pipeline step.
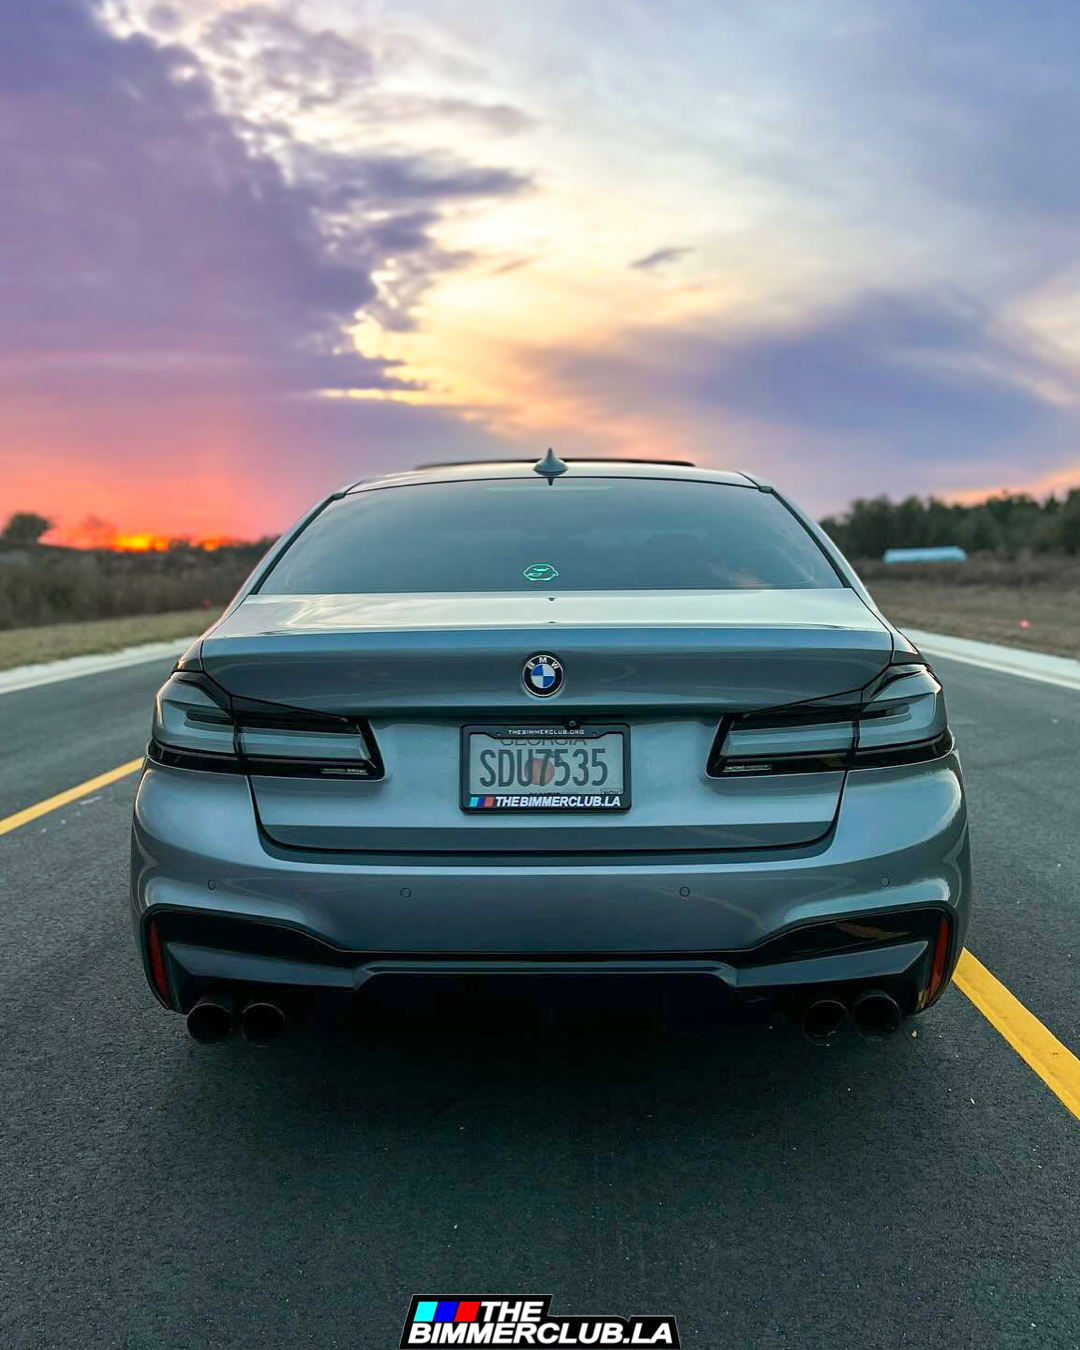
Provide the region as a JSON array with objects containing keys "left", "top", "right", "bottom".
[{"left": 130, "top": 462, "right": 971, "bottom": 1043}]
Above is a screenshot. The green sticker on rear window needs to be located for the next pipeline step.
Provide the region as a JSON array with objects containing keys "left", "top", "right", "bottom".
[{"left": 523, "top": 561, "right": 559, "bottom": 582}]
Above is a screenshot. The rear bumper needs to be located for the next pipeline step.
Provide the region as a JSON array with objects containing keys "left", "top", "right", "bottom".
[
  {"left": 155, "top": 917, "right": 947, "bottom": 1020},
  {"left": 131, "top": 754, "right": 972, "bottom": 1015}
]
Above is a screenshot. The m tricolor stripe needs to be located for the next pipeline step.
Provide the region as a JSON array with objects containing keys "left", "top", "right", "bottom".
[{"left": 414, "top": 1302, "right": 481, "bottom": 1323}]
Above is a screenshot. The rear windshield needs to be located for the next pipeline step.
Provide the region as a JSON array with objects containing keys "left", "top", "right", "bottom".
[{"left": 260, "top": 477, "right": 842, "bottom": 593}]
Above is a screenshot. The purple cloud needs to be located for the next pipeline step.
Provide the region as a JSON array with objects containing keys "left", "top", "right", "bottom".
[
  {"left": 0, "top": 0, "right": 532, "bottom": 534},
  {"left": 0, "top": 0, "right": 527, "bottom": 385},
  {"left": 631, "top": 246, "right": 695, "bottom": 271},
  {"left": 523, "top": 290, "right": 1079, "bottom": 507}
]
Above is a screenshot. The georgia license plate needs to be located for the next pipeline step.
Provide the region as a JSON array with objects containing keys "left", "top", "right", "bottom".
[{"left": 461, "top": 725, "right": 630, "bottom": 811}]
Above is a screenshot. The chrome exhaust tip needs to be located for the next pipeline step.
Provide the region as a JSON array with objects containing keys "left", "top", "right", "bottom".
[
  {"left": 803, "top": 997, "right": 848, "bottom": 1045},
  {"left": 186, "top": 993, "right": 236, "bottom": 1044},
  {"left": 239, "top": 998, "right": 286, "bottom": 1046},
  {"left": 852, "top": 990, "right": 901, "bottom": 1040}
]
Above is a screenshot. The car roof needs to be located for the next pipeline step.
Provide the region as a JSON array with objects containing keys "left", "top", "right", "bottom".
[{"left": 343, "top": 459, "right": 763, "bottom": 494}]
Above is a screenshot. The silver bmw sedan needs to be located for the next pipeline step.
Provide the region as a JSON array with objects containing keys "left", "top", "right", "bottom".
[{"left": 130, "top": 455, "right": 971, "bottom": 1046}]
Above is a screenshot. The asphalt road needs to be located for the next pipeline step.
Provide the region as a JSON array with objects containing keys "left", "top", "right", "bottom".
[{"left": 2, "top": 655, "right": 1079, "bottom": 1350}]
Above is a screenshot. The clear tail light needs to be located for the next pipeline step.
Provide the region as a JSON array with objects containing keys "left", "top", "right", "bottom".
[
  {"left": 154, "top": 676, "right": 235, "bottom": 759},
  {"left": 710, "top": 663, "right": 951, "bottom": 776},
  {"left": 856, "top": 665, "right": 947, "bottom": 756},
  {"left": 150, "top": 672, "right": 380, "bottom": 778},
  {"left": 237, "top": 719, "right": 374, "bottom": 774},
  {"left": 716, "top": 706, "right": 855, "bottom": 775}
]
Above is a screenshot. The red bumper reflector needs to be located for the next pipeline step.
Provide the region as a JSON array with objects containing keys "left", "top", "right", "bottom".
[
  {"left": 146, "top": 918, "right": 170, "bottom": 1005},
  {"left": 927, "top": 913, "right": 951, "bottom": 1004}
]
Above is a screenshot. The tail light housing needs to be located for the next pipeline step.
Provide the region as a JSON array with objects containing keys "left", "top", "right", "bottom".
[
  {"left": 709, "top": 662, "right": 951, "bottom": 776},
  {"left": 149, "top": 670, "right": 382, "bottom": 778}
]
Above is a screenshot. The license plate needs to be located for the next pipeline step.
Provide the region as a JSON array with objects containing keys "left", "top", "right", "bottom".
[{"left": 461, "top": 724, "right": 630, "bottom": 811}]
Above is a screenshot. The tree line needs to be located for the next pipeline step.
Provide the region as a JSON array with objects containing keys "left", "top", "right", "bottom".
[
  {"left": 5, "top": 485, "right": 1080, "bottom": 563},
  {"left": 820, "top": 489, "right": 1080, "bottom": 559}
]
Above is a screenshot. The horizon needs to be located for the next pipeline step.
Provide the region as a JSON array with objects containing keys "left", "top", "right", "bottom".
[
  {"left": 3, "top": 0, "right": 1080, "bottom": 542},
  {"left": 4, "top": 476, "right": 1073, "bottom": 554}
]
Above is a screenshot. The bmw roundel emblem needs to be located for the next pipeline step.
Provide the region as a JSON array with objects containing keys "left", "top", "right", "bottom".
[{"left": 523, "top": 653, "right": 563, "bottom": 697}]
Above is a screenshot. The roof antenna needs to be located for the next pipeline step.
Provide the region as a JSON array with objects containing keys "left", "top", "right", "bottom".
[{"left": 533, "top": 446, "right": 568, "bottom": 484}]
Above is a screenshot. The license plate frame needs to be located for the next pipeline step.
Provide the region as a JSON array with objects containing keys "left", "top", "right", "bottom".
[{"left": 460, "top": 723, "right": 631, "bottom": 812}]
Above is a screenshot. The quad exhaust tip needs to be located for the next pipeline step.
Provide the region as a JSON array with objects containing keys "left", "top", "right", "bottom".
[
  {"left": 186, "top": 994, "right": 286, "bottom": 1045},
  {"left": 803, "top": 990, "right": 902, "bottom": 1044},
  {"left": 240, "top": 998, "right": 286, "bottom": 1045},
  {"left": 186, "top": 993, "right": 236, "bottom": 1044},
  {"left": 803, "top": 997, "right": 847, "bottom": 1045},
  {"left": 852, "top": 990, "right": 901, "bottom": 1040}
]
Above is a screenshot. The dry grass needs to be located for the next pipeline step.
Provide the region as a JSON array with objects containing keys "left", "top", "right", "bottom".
[
  {"left": 0, "top": 540, "right": 268, "bottom": 629},
  {"left": 855, "top": 555, "right": 1080, "bottom": 588},
  {"left": 0, "top": 608, "right": 209, "bottom": 671},
  {"left": 860, "top": 558, "right": 1080, "bottom": 660}
]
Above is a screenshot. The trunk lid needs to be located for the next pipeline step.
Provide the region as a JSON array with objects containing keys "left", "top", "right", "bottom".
[{"left": 202, "top": 589, "right": 891, "bottom": 713}]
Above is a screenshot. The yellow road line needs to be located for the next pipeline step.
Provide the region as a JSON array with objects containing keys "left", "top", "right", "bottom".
[
  {"left": 2, "top": 760, "right": 1080, "bottom": 1127},
  {"left": 954, "top": 948, "right": 1080, "bottom": 1123},
  {"left": 0, "top": 758, "right": 143, "bottom": 838}
]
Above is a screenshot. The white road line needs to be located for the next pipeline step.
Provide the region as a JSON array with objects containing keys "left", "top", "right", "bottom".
[
  {"left": 0, "top": 637, "right": 197, "bottom": 697},
  {"left": 904, "top": 629, "right": 1080, "bottom": 692}
]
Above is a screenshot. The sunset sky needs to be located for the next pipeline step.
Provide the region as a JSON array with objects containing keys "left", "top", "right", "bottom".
[{"left": 3, "top": 0, "right": 1080, "bottom": 544}]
